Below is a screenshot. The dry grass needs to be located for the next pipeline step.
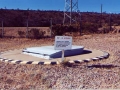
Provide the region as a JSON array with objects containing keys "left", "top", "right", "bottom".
[
  {"left": 0, "top": 27, "right": 51, "bottom": 38},
  {"left": 0, "top": 33, "right": 120, "bottom": 89}
]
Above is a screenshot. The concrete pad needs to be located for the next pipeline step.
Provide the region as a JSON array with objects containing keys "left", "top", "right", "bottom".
[
  {"left": 0, "top": 48, "right": 109, "bottom": 64},
  {"left": 22, "top": 45, "right": 84, "bottom": 59}
]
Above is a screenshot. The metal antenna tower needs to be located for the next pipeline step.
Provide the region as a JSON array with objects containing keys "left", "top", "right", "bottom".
[{"left": 63, "top": 0, "right": 79, "bottom": 25}]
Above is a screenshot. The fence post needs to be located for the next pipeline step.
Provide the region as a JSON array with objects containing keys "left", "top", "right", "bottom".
[
  {"left": 26, "top": 19, "right": 28, "bottom": 38},
  {"left": 109, "top": 12, "right": 111, "bottom": 32},
  {"left": 2, "top": 20, "right": 4, "bottom": 38},
  {"left": 78, "top": 10, "right": 82, "bottom": 36},
  {"left": 50, "top": 18, "right": 52, "bottom": 37},
  {"left": 100, "top": 4, "right": 103, "bottom": 27},
  {"left": 80, "top": 14, "right": 82, "bottom": 36}
]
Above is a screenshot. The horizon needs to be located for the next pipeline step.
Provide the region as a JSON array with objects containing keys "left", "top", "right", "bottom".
[
  {"left": 0, "top": 8, "right": 119, "bottom": 15},
  {"left": 0, "top": 0, "right": 120, "bottom": 13}
]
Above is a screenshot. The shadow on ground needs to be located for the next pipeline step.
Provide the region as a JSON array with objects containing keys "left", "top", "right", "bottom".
[{"left": 87, "top": 64, "right": 119, "bottom": 69}]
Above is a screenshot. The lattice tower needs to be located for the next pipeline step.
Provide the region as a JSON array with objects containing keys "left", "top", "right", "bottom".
[{"left": 63, "top": 0, "right": 80, "bottom": 25}]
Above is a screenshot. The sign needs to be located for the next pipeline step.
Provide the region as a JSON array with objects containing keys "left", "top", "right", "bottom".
[{"left": 54, "top": 36, "right": 72, "bottom": 50}]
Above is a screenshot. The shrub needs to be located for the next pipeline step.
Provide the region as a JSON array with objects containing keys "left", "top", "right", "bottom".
[
  {"left": 0, "top": 29, "right": 2, "bottom": 38},
  {"left": 18, "top": 31, "right": 25, "bottom": 38},
  {"left": 28, "top": 28, "right": 45, "bottom": 39},
  {"left": 52, "top": 25, "right": 65, "bottom": 36},
  {"left": 52, "top": 24, "right": 79, "bottom": 36},
  {"left": 0, "top": 29, "right": 5, "bottom": 38},
  {"left": 81, "top": 22, "right": 99, "bottom": 34}
]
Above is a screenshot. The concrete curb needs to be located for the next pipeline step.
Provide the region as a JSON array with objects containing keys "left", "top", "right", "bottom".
[
  {"left": 0, "top": 58, "right": 60, "bottom": 65},
  {"left": 0, "top": 51, "right": 109, "bottom": 65},
  {"left": 68, "top": 52, "right": 109, "bottom": 64}
]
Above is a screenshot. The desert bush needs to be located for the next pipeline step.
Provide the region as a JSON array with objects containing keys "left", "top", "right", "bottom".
[
  {"left": 52, "top": 25, "right": 65, "bottom": 36},
  {"left": 0, "top": 29, "right": 2, "bottom": 38},
  {"left": 0, "top": 29, "right": 5, "bottom": 38},
  {"left": 28, "top": 28, "right": 45, "bottom": 39},
  {"left": 18, "top": 31, "right": 25, "bottom": 38},
  {"left": 52, "top": 24, "right": 79, "bottom": 36},
  {"left": 81, "top": 22, "right": 99, "bottom": 34},
  {"left": 61, "top": 58, "right": 74, "bottom": 67}
]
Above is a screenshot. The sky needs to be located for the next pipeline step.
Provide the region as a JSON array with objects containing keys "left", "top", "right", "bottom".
[{"left": 0, "top": 0, "right": 120, "bottom": 13}]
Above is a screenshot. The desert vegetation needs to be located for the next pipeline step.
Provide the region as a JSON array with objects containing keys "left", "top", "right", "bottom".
[
  {"left": 0, "top": 33, "right": 120, "bottom": 89},
  {"left": 0, "top": 27, "right": 50, "bottom": 38},
  {"left": 0, "top": 8, "right": 120, "bottom": 37}
]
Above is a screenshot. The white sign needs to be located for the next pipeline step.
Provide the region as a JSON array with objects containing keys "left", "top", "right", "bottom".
[{"left": 54, "top": 36, "right": 72, "bottom": 50}]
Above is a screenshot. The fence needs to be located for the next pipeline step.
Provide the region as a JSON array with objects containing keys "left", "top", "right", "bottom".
[
  {"left": 0, "top": 12, "right": 119, "bottom": 38},
  {"left": 0, "top": 27, "right": 51, "bottom": 38}
]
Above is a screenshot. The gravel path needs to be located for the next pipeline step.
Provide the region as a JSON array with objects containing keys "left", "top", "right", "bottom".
[{"left": 0, "top": 34, "right": 120, "bottom": 89}]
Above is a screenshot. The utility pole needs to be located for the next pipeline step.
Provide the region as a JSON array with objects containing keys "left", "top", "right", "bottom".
[
  {"left": 79, "top": 12, "right": 82, "bottom": 35},
  {"left": 109, "top": 12, "right": 111, "bottom": 32},
  {"left": 100, "top": 4, "right": 103, "bottom": 27},
  {"left": 26, "top": 10, "right": 29, "bottom": 38},
  {"left": 70, "top": 0, "right": 72, "bottom": 25}
]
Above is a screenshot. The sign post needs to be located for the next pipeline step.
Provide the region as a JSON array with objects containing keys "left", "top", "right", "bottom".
[
  {"left": 62, "top": 50, "right": 64, "bottom": 61},
  {"left": 54, "top": 36, "right": 72, "bottom": 62}
]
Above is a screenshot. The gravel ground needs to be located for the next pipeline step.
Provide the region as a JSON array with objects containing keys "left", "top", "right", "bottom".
[{"left": 0, "top": 34, "right": 120, "bottom": 90}]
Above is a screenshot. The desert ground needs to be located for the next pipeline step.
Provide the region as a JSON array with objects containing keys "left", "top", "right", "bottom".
[{"left": 0, "top": 33, "right": 120, "bottom": 89}]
